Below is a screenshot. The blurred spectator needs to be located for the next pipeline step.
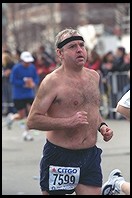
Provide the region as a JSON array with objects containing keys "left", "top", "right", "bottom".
[
  {"left": 100, "top": 48, "right": 130, "bottom": 119},
  {"left": 6, "top": 51, "right": 39, "bottom": 141},
  {"left": 85, "top": 50, "right": 101, "bottom": 72},
  {"left": 122, "top": 52, "right": 130, "bottom": 71},
  {"left": 37, "top": 45, "right": 56, "bottom": 66},
  {"left": 100, "top": 49, "right": 130, "bottom": 94},
  {"left": 34, "top": 45, "right": 56, "bottom": 85},
  {"left": 111, "top": 47, "right": 130, "bottom": 72},
  {"left": 2, "top": 51, "right": 16, "bottom": 115},
  {"left": 98, "top": 51, "right": 115, "bottom": 118},
  {"left": 100, "top": 48, "right": 130, "bottom": 74},
  {"left": 13, "top": 48, "right": 22, "bottom": 63},
  {"left": 100, "top": 51, "right": 115, "bottom": 77},
  {"left": 35, "top": 54, "right": 56, "bottom": 85}
]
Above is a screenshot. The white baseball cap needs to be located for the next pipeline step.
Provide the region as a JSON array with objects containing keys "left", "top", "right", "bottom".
[{"left": 20, "top": 51, "right": 34, "bottom": 63}]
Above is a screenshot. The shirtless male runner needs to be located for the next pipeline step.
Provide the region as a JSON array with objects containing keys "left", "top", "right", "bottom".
[{"left": 27, "top": 28, "right": 113, "bottom": 195}]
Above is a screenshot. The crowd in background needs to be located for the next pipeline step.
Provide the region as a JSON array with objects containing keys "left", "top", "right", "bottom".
[{"left": 2, "top": 44, "right": 130, "bottom": 119}]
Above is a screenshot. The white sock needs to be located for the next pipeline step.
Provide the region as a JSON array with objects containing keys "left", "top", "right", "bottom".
[{"left": 115, "top": 180, "right": 126, "bottom": 191}]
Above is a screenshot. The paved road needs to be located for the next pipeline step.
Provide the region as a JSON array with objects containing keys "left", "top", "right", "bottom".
[{"left": 2, "top": 117, "right": 130, "bottom": 195}]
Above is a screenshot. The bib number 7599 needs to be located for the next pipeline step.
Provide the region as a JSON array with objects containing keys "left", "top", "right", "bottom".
[{"left": 49, "top": 165, "right": 80, "bottom": 191}]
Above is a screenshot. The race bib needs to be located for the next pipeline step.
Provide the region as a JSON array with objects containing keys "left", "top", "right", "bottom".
[{"left": 49, "top": 165, "right": 80, "bottom": 191}]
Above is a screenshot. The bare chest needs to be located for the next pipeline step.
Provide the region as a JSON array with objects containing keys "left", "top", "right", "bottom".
[{"left": 52, "top": 78, "right": 100, "bottom": 110}]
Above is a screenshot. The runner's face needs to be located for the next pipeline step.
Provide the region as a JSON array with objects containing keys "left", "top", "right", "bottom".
[{"left": 62, "top": 39, "right": 87, "bottom": 66}]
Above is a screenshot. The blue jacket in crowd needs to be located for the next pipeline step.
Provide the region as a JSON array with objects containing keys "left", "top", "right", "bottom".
[{"left": 10, "top": 62, "right": 39, "bottom": 99}]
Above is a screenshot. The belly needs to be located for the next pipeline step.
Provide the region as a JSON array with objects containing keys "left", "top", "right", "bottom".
[
  {"left": 47, "top": 106, "right": 100, "bottom": 149},
  {"left": 47, "top": 124, "right": 98, "bottom": 150}
]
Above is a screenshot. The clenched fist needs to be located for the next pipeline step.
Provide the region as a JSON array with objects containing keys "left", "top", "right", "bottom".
[{"left": 69, "top": 111, "right": 89, "bottom": 128}]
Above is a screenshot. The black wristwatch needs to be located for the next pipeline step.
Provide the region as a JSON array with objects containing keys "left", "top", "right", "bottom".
[{"left": 98, "top": 122, "right": 108, "bottom": 132}]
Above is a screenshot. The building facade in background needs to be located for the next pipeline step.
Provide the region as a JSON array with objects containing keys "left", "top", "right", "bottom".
[{"left": 2, "top": 3, "right": 130, "bottom": 54}]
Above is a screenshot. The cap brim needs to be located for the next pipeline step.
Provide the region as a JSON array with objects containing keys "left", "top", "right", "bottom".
[{"left": 23, "top": 57, "right": 34, "bottom": 62}]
